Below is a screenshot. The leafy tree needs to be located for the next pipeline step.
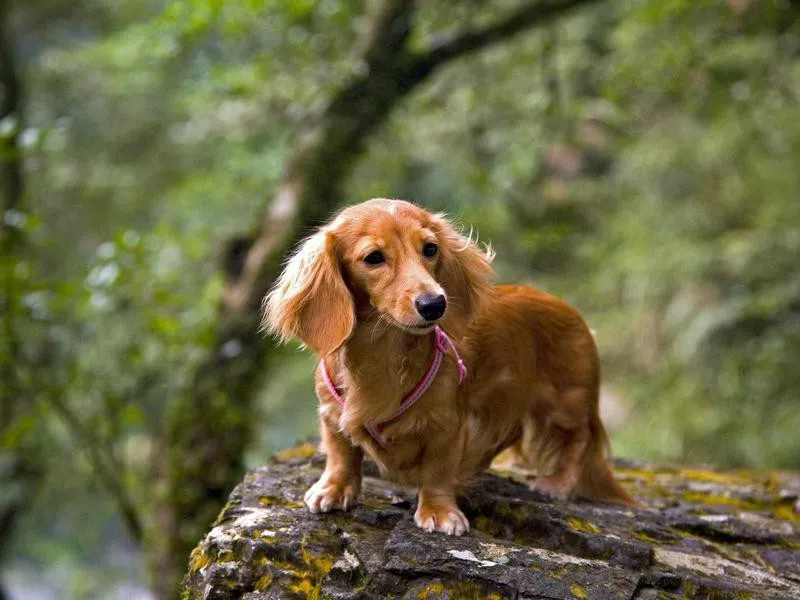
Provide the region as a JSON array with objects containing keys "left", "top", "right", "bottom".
[
  {"left": 5, "top": 0, "right": 800, "bottom": 597},
  {"left": 7, "top": 0, "right": 600, "bottom": 596},
  {"left": 1, "top": 5, "right": 44, "bottom": 599}
]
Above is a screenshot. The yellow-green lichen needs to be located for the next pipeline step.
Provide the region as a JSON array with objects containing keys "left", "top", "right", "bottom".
[
  {"left": 416, "top": 580, "right": 503, "bottom": 599},
  {"left": 611, "top": 462, "right": 800, "bottom": 525},
  {"left": 274, "top": 442, "right": 318, "bottom": 462},
  {"left": 212, "top": 498, "right": 243, "bottom": 527},
  {"left": 565, "top": 516, "right": 601, "bottom": 534},
  {"left": 300, "top": 547, "right": 335, "bottom": 576},
  {"left": 678, "top": 468, "right": 750, "bottom": 486},
  {"left": 631, "top": 529, "right": 663, "bottom": 545},
  {"left": 417, "top": 582, "right": 446, "bottom": 598},
  {"left": 248, "top": 532, "right": 337, "bottom": 599},
  {"left": 570, "top": 582, "right": 588, "bottom": 599},
  {"left": 770, "top": 502, "right": 800, "bottom": 524},
  {"left": 258, "top": 495, "right": 305, "bottom": 509},
  {"left": 681, "top": 491, "right": 800, "bottom": 524},
  {"left": 188, "top": 546, "right": 212, "bottom": 572},
  {"left": 288, "top": 577, "right": 318, "bottom": 599},
  {"left": 255, "top": 574, "right": 273, "bottom": 591}
]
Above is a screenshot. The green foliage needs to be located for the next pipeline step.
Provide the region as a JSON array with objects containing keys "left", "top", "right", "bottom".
[
  {"left": 5, "top": 0, "right": 800, "bottom": 597},
  {"left": 351, "top": 0, "right": 800, "bottom": 468}
]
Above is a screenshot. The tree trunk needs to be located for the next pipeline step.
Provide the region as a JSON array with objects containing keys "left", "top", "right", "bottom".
[
  {"left": 0, "top": 3, "right": 42, "bottom": 593},
  {"left": 149, "top": 1, "right": 598, "bottom": 596},
  {"left": 1, "top": 0, "right": 23, "bottom": 428}
]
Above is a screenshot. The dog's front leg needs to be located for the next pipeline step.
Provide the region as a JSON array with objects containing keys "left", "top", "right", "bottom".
[
  {"left": 305, "top": 415, "right": 363, "bottom": 513},
  {"left": 414, "top": 436, "right": 469, "bottom": 536}
]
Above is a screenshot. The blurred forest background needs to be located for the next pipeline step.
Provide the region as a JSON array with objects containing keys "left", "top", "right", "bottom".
[{"left": 1, "top": 0, "right": 799, "bottom": 598}]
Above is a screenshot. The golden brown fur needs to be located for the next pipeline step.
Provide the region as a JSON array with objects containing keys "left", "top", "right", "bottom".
[{"left": 263, "top": 199, "right": 635, "bottom": 535}]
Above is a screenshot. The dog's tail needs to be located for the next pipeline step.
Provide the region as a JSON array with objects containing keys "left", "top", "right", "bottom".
[{"left": 575, "top": 411, "right": 639, "bottom": 506}]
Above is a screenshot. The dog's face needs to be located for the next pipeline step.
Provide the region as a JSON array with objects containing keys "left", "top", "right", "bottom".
[
  {"left": 263, "top": 199, "right": 494, "bottom": 356},
  {"left": 335, "top": 201, "right": 454, "bottom": 333}
]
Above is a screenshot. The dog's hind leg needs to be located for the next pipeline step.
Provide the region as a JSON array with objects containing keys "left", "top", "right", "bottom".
[
  {"left": 524, "top": 384, "right": 636, "bottom": 505},
  {"left": 528, "top": 385, "right": 592, "bottom": 500}
]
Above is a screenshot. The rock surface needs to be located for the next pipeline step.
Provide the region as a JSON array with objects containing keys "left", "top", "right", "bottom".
[{"left": 183, "top": 442, "right": 800, "bottom": 599}]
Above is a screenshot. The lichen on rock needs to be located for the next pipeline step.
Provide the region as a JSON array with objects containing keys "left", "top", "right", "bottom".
[{"left": 182, "top": 442, "right": 800, "bottom": 599}]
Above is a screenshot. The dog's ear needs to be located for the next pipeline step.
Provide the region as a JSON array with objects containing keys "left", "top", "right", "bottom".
[
  {"left": 431, "top": 214, "right": 495, "bottom": 338},
  {"left": 262, "top": 229, "right": 355, "bottom": 356}
]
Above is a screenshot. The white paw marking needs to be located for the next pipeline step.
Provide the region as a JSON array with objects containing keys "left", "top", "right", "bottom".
[
  {"left": 414, "top": 506, "right": 470, "bottom": 536},
  {"left": 304, "top": 478, "right": 358, "bottom": 513}
]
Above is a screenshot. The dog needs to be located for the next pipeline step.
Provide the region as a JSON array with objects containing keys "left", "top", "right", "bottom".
[{"left": 263, "top": 199, "right": 635, "bottom": 535}]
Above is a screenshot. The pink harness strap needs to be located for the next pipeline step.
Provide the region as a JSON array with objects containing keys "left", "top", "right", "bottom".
[{"left": 319, "top": 325, "right": 467, "bottom": 450}]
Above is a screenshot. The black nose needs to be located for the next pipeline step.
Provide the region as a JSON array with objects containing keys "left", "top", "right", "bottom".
[{"left": 414, "top": 294, "right": 447, "bottom": 322}]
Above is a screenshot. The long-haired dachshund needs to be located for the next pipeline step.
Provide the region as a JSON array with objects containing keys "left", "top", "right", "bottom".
[{"left": 263, "top": 199, "right": 635, "bottom": 535}]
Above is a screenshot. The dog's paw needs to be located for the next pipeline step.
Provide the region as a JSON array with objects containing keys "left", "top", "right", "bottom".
[
  {"left": 414, "top": 504, "right": 470, "bottom": 536},
  {"left": 304, "top": 476, "right": 360, "bottom": 513},
  {"left": 532, "top": 474, "right": 576, "bottom": 501}
]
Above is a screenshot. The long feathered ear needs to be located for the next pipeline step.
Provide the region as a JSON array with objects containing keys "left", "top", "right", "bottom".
[
  {"left": 262, "top": 229, "right": 355, "bottom": 356},
  {"left": 432, "top": 214, "right": 495, "bottom": 338}
]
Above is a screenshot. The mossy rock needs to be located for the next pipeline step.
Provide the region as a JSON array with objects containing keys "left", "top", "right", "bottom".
[{"left": 182, "top": 442, "right": 800, "bottom": 599}]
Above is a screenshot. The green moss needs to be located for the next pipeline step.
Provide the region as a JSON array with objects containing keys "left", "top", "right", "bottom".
[
  {"left": 494, "top": 502, "right": 528, "bottom": 524},
  {"left": 681, "top": 492, "right": 746, "bottom": 507},
  {"left": 612, "top": 463, "right": 800, "bottom": 525},
  {"left": 682, "top": 581, "right": 758, "bottom": 600},
  {"left": 472, "top": 514, "right": 530, "bottom": 545},
  {"left": 273, "top": 442, "right": 318, "bottom": 462},
  {"left": 771, "top": 503, "right": 800, "bottom": 524},
  {"left": 255, "top": 574, "right": 273, "bottom": 591},
  {"left": 288, "top": 577, "right": 318, "bottom": 599},
  {"left": 212, "top": 497, "right": 244, "bottom": 527},
  {"left": 259, "top": 495, "right": 305, "bottom": 509},
  {"left": 677, "top": 468, "right": 750, "bottom": 486},
  {"left": 565, "top": 516, "right": 601, "bottom": 534},
  {"left": 188, "top": 546, "right": 212, "bottom": 573},
  {"left": 631, "top": 529, "right": 669, "bottom": 544},
  {"left": 631, "top": 529, "right": 661, "bottom": 544},
  {"left": 415, "top": 580, "right": 504, "bottom": 599},
  {"left": 300, "top": 547, "right": 335, "bottom": 576},
  {"left": 780, "top": 538, "right": 800, "bottom": 550},
  {"left": 246, "top": 530, "right": 337, "bottom": 598},
  {"left": 570, "top": 582, "right": 588, "bottom": 599},
  {"left": 417, "top": 582, "right": 446, "bottom": 598},
  {"left": 681, "top": 491, "right": 800, "bottom": 524}
]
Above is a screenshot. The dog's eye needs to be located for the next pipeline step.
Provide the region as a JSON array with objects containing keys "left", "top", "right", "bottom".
[
  {"left": 422, "top": 242, "right": 438, "bottom": 258},
  {"left": 364, "top": 250, "right": 386, "bottom": 265}
]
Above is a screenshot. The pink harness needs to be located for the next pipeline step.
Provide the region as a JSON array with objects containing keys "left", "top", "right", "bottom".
[{"left": 319, "top": 325, "right": 467, "bottom": 450}]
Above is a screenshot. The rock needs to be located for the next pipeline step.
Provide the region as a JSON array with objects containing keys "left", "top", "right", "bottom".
[{"left": 182, "top": 443, "right": 800, "bottom": 599}]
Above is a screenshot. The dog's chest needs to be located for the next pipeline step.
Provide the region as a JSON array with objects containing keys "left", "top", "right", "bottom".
[
  {"left": 349, "top": 385, "right": 455, "bottom": 478},
  {"left": 360, "top": 427, "right": 427, "bottom": 482}
]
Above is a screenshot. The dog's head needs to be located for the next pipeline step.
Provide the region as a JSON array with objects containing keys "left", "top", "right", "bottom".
[{"left": 262, "top": 199, "right": 495, "bottom": 356}]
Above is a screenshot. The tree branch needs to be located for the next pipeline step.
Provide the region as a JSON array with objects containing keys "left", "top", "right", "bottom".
[
  {"left": 410, "top": 0, "right": 597, "bottom": 73},
  {"left": 46, "top": 392, "right": 144, "bottom": 543},
  {"left": 356, "top": 0, "right": 416, "bottom": 68}
]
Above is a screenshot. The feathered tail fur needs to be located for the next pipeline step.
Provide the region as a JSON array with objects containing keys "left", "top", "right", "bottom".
[{"left": 575, "top": 412, "right": 638, "bottom": 506}]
